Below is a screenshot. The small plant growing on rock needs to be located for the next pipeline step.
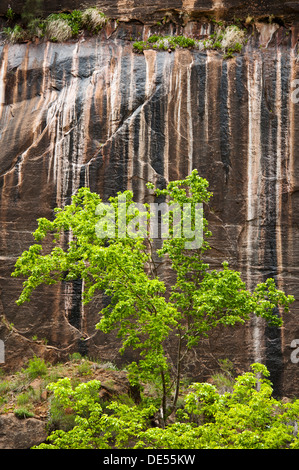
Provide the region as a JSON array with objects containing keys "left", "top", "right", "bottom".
[
  {"left": 3, "top": 25, "right": 27, "bottom": 43},
  {"left": 81, "top": 8, "right": 107, "bottom": 34},
  {"left": 45, "top": 16, "right": 73, "bottom": 42},
  {"left": 133, "top": 35, "right": 198, "bottom": 52},
  {"left": 5, "top": 7, "right": 15, "bottom": 21},
  {"left": 69, "top": 352, "right": 82, "bottom": 361},
  {"left": 0, "top": 380, "right": 11, "bottom": 396},
  {"left": 27, "top": 18, "right": 46, "bottom": 39},
  {"left": 24, "top": 356, "right": 48, "bottom": 380},
  {"left": 17, "top": 392, "right": 31, "bottom": 406},
  {"left": 220, "top": 24, "right": 246, "bottom": 52},
  {"left": 14, "top": 407, "right": 34, "bottom": 419},
  {"left": 133, "top": 24, "right": 247, "bottom": 58},
  {"left": 77, "top": 360, "right": 92, "bottom": 377}
]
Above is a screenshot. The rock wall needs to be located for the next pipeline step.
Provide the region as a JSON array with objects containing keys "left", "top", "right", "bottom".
[
  {"left": 0, "top": 413, "right": 47, "bottom": 449},
  {"left": 0, "top": 0, "right": 299, "bottom": 22},
  {"left": 0, "top": 11, "right": 299, "bottom": 396}
]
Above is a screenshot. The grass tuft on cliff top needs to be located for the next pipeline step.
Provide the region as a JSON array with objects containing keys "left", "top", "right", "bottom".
[
  {"left": 133, "top": 25, "right": 247, "bottom": 58},
  {"left": 1, "top": 7, "right": 108, "bottom": 43}
]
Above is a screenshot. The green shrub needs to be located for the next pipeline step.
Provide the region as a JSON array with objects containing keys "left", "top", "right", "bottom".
[
  {"left": 77, "top": 360, "right": 92, "bottom": 377},
  {"left": 24, "top": 356, "right": 48, "bottom": 380},
  {"left": 1, "top": 7, "right": 108, "bottom": 43},
  {"left": 137, "top": 364, "right": 299, "bottom": 450},
  {"left": 69, "top": 352, "right": 82, "bottom": 361},
  {"left": 16, "top": 392, "right": 31, "bottom": 406},
  {"left": 0, "top": 380, "right": 11, "bottom": 396},
  {"left": 174, "top": 35, "right": 195, "bottom": 48},
  {"left": 81, "top": 8, "right": 107, "bottom": 33},
  {"left": 34, "top": 378, "right": 155, "bottom": 449},
  {"left": 14, "top": 407, "right": 34, "bottom": 419},
  {"left": 6, "top": 7, "right": 15, "bottom": 21},
  {"left": 47, "top": 395, "right": 76, "bottom": 433},
  {"left": 45, "top": 17, "right": 73, "bottom": 42},
  {"left": 17, "top": 387, "right": 41, "bottom": 406},
  {"left": 134, "top": 35, "right": 197, "bottom": 52},
  {"left": 34, "top": 364, "right": 299, "bottom": 449},
  {"left": 3, "top": 25, "right": 27, "bottom": 43},
  {"left": 133, "top": 40, "right": 148, "bottom": 52},
  {"left": 27, "top": 18, "right": 46, "bottom": 39},
  {"left": 147, "top": 34, "right": 160, "bottom": 43}
]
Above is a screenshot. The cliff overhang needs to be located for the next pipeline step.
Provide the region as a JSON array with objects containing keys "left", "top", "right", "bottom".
[{"left": 0, "top": 1, "right": 299, "bottom": 25}]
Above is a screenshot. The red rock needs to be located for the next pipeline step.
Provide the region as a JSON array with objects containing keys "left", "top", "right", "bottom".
[
  {"left": 0, "top": 413, "right": 47, "bottom": 449},
  {"left": 0, "top": 1, "right": 298, "bottom": 21},
  {"left": 0, "top": 12, "right": 298, "bottom": 399}
]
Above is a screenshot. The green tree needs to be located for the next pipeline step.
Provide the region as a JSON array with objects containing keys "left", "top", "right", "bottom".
[{"left": 12, "top": 171, "right": 294, "bottom": 426}]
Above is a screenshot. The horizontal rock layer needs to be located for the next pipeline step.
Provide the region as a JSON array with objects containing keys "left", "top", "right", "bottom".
[
  {"left": 0, "top": 21, "right": 298, "bottom": 397},
  {"left": 0, "top": 1, "right": 299, "bottom": 22}
]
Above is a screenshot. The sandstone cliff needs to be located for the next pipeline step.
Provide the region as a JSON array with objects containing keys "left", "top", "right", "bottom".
[
  {"left": 0, "top": 2, "right": 298, "bottom": 397},
  {"left": 1, "top": 1, "right": 299, "bottom": 22}
]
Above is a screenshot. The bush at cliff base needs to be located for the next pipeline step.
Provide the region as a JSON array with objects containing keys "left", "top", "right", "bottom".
[{"left": 34, "top": 363, "right": 299, "bottom": 450}]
